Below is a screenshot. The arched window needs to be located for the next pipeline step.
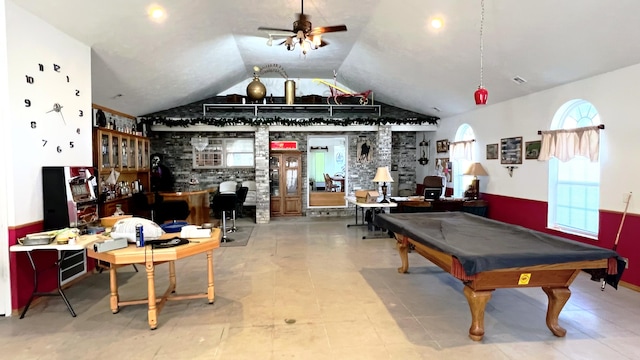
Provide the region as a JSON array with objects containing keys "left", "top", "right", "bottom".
[
  {"left": 548, "top": 99, "right": 601, "bottom": 237},
  {"left": 452, "top": 124, "right": 476, "bottom": 198}
]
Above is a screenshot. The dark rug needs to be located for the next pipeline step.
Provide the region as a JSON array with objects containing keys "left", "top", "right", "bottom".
[{"left": 219, "top": 224, "right": 254, "bottom": 247}]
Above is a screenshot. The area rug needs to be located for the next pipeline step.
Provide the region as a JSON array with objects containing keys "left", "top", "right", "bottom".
[{"left": 219, "top": 224, "right": 254, "bottom": 247}]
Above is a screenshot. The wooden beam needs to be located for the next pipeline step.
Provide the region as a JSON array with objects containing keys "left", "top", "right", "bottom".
[{"left": 92, "top": 103, "right": 137, "bottom": 120}]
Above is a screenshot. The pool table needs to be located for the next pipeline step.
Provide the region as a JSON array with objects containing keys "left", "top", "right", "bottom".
[{"left": 374, "top": 212, "right": 623, "bottom": 341}]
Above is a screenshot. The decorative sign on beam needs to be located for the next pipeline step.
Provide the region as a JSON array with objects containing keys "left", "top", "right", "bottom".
[{"left": 270, "top": 141, "right": 298, "bottom": 150}]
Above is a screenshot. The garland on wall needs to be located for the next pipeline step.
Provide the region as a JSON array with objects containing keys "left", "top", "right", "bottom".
[{"left": 139, "top": 116, "right": 439, "bottom": 128}]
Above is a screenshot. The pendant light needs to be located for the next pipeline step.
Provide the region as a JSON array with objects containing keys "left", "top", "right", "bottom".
[{"left": 474, "top": 0, "right": 488, "bottom": 105}]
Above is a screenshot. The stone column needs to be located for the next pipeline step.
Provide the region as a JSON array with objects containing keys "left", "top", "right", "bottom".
[{"left": 254, "top": 126, "right": 270, "bottom": 224}]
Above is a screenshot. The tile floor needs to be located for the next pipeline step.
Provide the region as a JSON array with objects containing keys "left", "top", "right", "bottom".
[{"left": 2, "top": 216, "right": 640, "bottom": 359}]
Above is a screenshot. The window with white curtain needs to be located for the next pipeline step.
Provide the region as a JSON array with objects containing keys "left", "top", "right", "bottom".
[
  {"left": 547, "top": 100, "right": 600, "bottom": 238},
  {"left": 452, "top": 124, "right": 476, "bottom": 198}
]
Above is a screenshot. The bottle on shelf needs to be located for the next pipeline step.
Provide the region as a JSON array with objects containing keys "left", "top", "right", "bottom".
[{"left": 113, "top": 204, "right": 124, "bottom": 216}]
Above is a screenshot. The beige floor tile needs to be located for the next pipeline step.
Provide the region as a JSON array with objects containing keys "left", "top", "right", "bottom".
[{"left": 3, "top": 216, "right": 640, "bottom": 359}]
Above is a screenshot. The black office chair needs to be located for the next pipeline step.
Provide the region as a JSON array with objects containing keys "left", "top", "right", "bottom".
[
  {"left": 210, "top": 193, "right": 237, "bottom": 242},
  {"left": 131, "top": 192, "right": 156, "bottom": 221},
  {"left": 236, "top": 186, "right": 249, "bottom": 218},
  {"left": 154, "top": 200, "right": 190, "bottom": 224}
]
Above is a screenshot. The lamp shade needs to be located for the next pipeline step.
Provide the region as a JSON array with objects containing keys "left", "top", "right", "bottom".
[
  {"left": 190, "top": 137, "right": 208, "bottom": 151},
  {"left": 464, "top": 162, "right": 489, "bottom": 177},
  {"left": 372, "top": 166, "right": 394, "bottom": 182}
]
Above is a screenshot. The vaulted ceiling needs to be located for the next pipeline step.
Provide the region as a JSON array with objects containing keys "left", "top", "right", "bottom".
[{"left": 10, "top": 0, "right": 640, "bottom": 119}]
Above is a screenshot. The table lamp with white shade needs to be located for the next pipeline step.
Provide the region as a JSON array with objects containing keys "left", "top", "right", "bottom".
[
  {"left": 373, "top": 166, "right": 394, "bottom": 203},
  {"left": 463, "top": 162, "right": 489, "bottom": 199}
]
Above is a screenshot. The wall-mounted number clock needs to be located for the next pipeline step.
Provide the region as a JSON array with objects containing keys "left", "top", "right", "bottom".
[{"left": 23, "top": 62, "right": 85, "bottom": 153}]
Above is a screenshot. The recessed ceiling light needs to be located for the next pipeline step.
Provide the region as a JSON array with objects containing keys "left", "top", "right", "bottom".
[
  {"left": 430, "top": 17, "right": 444, "bottom": 29},
  {"left": 147, "top": 4, "right": 167, "bottom": 22}
]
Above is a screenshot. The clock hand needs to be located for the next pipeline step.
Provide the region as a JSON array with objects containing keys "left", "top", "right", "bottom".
[{"left": 46, "top": 103, "right": 63, "bottom": 113}]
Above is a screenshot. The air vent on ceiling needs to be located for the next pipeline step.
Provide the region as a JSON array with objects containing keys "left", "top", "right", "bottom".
[{"left": 512, "top": 76, "right": 527, "bottom": 84}]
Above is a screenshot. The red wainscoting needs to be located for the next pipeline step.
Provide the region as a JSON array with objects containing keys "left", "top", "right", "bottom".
[
  {"left": 481, "top": 193, "right": 640, "bottom": 288},
  {"left": 8, "top": 222, "right": 96, "bottom": 312}
]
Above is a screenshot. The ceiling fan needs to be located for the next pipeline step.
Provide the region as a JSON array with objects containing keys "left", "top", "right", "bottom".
[{"left": 258, "top": 0, "right": 347, "bottom": 54}]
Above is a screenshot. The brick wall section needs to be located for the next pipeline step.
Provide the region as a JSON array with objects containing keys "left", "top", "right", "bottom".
[{"left": 143, "top": 96, "right": 428, "bottom": 219}]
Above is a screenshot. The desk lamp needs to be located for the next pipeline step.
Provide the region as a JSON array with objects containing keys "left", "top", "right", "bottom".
[
  {"left": 373, "top": 166, "right": 394, "bottom": 203},
  {"left": 463, "top": 162, "right": 488, "bottom": 199}
]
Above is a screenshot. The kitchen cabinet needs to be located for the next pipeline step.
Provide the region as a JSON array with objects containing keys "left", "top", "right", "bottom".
[{"left": 270, "top": 151, "right": 302, "bottom": 216}]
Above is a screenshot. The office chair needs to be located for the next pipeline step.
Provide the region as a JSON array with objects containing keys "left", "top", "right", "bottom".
[
  {"left": 210, "top": 193, "right": 237, "bottom": 242},
  {"left": 236, "top": 186, "right": 249, "bottom": 218},
  {"left": 154, "top": 200, "right": 190, "bottom": 224}
]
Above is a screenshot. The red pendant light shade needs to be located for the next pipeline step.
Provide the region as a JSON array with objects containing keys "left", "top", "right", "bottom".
[{"left": 474, "top": 86, "right": 488, "bottom": 105}]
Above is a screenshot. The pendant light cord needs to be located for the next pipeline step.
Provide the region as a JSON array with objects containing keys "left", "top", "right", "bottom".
[{"left": 479, "top": 0, "right": 485, "bottom": 88}]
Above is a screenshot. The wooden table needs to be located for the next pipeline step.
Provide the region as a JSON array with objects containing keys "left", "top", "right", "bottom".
[
  {"left": 159, "top": 189, "right": 212, "bottom": 225},
  {"left": 331, "top": 177, "right": 345, "bottom": 192},
  {"left": 86, "top": 229, "right": 221, "bottom": 329}
]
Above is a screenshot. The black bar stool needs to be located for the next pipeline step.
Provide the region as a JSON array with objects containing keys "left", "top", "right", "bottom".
[{"left": 210, "top": 193, "right": 238, "bottom": 242}]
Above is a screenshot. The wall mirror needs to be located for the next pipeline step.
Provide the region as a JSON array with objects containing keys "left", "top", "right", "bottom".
[{"left": 307, "top": 135, "right": 348, "bottom": 208}]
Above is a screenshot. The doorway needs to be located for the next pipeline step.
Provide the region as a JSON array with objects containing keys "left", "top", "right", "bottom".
[{"left": 307, "top": 135, "right": 348, "bottom": 207}]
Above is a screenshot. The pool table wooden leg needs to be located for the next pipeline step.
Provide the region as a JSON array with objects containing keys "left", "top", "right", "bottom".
[
  {"left": 397, "top": 240, "right": 409, "bottom": 273},
  {"left": 542, "top": 286, "right": 570, "bottom": 337},
  {"left": 463, "top": 286, "right": 493, "bottom": 341}
]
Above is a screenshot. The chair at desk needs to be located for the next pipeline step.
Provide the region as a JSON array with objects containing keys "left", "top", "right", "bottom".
[
  {"left": 154, "top": 200, "right": 190, "bottom": 224},
  {"left": 210, "top": 193, "right": 237, "bottom": 242},
  {"left": 324, "top": 173, "right": 340, "bottom": 192},
  {"left": 219, "top": 180, "right": 237, "bottom": 194},
  {"left": 242, "top": 180, "right": 257, "bottom": 206},
  {"left": 131, "top": 192, "right": 156, "bottom": 221}
]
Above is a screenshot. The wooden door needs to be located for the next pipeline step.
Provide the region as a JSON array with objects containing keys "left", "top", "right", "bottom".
[
  {"left": 269, "top": 153, "right": 282, "bottom": 216},
  {"left": 283, "top": 153, "right": 302, "bottom": 215}
]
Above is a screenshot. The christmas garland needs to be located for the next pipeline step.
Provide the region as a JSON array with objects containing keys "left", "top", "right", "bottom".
[{"left": 140, "top": 116, "right": 439, "bottom": 128}]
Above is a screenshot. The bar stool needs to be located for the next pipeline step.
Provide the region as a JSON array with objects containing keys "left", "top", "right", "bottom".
[{"left": 210, "top": 193, "right": 237, "bottom": 242}]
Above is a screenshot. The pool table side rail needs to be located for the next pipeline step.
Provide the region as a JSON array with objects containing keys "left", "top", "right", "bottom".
[{"left": 398, "top": 234, "right": 610, "bottom": 291}]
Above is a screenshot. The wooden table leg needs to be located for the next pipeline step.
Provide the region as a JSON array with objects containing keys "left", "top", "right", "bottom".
[
  {"left": 146, "top": 261, "right": 158, "bottom": 330},
  {"left": 542, "top": 286, "right": 571, "bottom": 337},
  {"left": 169, "top": 261, "right": 176, "bottom": 293},
  {"left": 109, "top": 265, "right": 119, "bottom": 314},
  {"left": 397, "top": 237, "right": 409, "bottom": 274},
  {"left": 463, "top": 286, "right": 493, "bottom": 341},
  {"left": 206, "top": 250, "right": 215, "bottom": 304}
]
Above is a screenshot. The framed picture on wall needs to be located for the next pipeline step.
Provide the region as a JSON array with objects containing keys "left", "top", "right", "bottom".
[
  {"left": 436, "top": 139, "right": 449, "bottom": 153},
  {"left": 525, "top": 140, "right": 542, "bottom": 160},
  {"left": 356, "top": 139, "right": 372, "bottom": 163},
  {"left": 500, "top": 137, "right": 523, "bottom": 164},
  {"left": 486, "top": 143, "right": 498, "bottom": 159}
]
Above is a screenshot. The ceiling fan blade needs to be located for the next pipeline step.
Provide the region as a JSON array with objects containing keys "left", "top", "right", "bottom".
[
  {"left": 309, "top": 25, "right": 347, "bottom": 35},
  {"left": 258, "top": 26, "right": 294, "bottom": 33}
]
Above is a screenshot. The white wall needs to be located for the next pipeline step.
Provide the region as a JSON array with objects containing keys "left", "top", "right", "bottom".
[
  {"left": 6, "top": 1, "right": 93, "bottom": 226},
  {"left": 433, "top": 63, "right": 640, "bottom": 214},
  {"left": 1, "top": 1, "right": 92, "bottom": 315}
]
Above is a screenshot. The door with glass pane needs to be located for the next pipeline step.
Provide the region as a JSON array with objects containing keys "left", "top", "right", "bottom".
[
  {"left": 283, "top": 154, "right": 302, "bottom": 215},
  {"left": 269, "top": 154, "right": 281, "bottom": 215},
  {"left": 270, "top": 151, "right": 302, "bottom": 216}
]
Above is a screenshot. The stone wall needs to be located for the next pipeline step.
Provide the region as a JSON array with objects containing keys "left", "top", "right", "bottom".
[{"left": 143, "top": 96, "right": 427, "bottom": 221}]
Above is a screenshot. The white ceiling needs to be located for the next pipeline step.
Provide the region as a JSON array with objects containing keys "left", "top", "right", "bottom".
[{"left": 10, "top": 0, "right": 640, "bottom": 118}]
